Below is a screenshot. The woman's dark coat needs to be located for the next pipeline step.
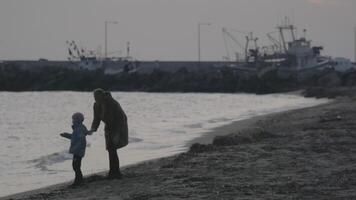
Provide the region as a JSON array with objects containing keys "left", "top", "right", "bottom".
[{"left": 91, "top": 93, "right": 128, "bottom": 150}]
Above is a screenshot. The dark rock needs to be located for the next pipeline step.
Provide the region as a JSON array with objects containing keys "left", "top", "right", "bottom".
[
  {"left": 213, "top": 129, "right": 275, "bottom": 146},
  {"left": 85, "top": 174, "right": 106, "bottom": 182},
  {"left": 317, "top": 71, "right": 342, "bottom": 87},
  {"left": 213, "top": 134, "right": 252, "bottom": 146},
  {"left": 188, "top": 143, "right": 216, "bottom": 153}
]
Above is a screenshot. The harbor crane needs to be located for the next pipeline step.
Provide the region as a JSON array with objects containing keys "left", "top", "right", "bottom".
[
  {"left": 266, "top": 31, "right": 282, "bottom": 53},
  {"left": 222, "top": 28, "right": 245, "bottom": 61},
  {"left": 66, "top": 40, "right": 99, "bottom": 61},
  {"left": 222, "top": 28, "right": 259, "bottom": 62}
]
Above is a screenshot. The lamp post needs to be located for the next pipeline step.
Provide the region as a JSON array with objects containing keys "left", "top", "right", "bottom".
[
  {"left": 105, "top": 20, "right": 118, "bottom": 61},
  {"left": 198, "top": 22, "right": 211, "bottom": 65}
]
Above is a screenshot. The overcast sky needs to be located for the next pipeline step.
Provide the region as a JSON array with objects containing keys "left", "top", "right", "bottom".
[{"left": 0, "top": 0, "right": 355, "bottom": 61}]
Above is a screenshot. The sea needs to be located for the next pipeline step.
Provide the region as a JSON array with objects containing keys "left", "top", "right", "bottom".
[{"left": 0, "top": 92, "right": 328, "bottom": 197}]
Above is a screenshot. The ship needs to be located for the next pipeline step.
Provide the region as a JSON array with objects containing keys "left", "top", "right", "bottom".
[{"left": 221, "top": 18, "right": 337, "bottom": 79}]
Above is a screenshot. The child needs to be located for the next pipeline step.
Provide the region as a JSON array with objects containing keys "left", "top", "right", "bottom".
[{"left": 60, "top": 112, "right": 89, "bottom": 186}]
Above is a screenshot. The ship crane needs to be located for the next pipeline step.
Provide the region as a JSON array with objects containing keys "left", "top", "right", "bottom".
[
  {"left": 222, "top": 28, "right": 259, "bottom": 62},
  {"left": 67, "top": 40, "right": 83, "bottom": 61},
  {"left": 66, "top": 40, "right": 99, "bottom": 61},
  {"left": 266, "top": 31, "right": 282, "bottom": 53},
  {"left": 222, "top": 28, "right": 246, "bottom": 61}
]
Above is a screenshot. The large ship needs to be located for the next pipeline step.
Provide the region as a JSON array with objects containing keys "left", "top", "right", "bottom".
[{"left": 221, "top": 18, "right": 336, "bottom": 79}]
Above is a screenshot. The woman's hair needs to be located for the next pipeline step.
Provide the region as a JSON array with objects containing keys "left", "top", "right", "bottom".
[
  {"left": 93, "top": 88, "right": 106, "bottom": 96},
  {"left": 94, "top": 88, "right": 112, "bottom": 101},
  {"left": 72, "top": 112, "right": 84, "bottom": 123}
]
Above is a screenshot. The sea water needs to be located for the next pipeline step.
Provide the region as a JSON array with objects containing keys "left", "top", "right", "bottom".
[{"left": 0, "top": 92, "right": 328, "bottom": 197}]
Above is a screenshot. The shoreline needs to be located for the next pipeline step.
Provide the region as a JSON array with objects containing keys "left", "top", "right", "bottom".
[
  {"left": 187, "top": 92, "right": 331, "bottom": 147},
  {"left": 2, "top": 107, "right": 296, "bottom": 199},
  {"left": 0, "top": 91, "right": 321, "bottom": 198},
  {"left": 3, "top": 97, "right": 353, "bottom": 199}
]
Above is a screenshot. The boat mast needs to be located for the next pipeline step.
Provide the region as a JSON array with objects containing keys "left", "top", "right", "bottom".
[
  {"left": 245, "top": 32, "right": 258, "bottom": 62},
  {"left": 278, "top": 17, "right": 296, "bottom": 53},
  {"left": 126, "top": 42, "right": 130, "bottom": 58},
  {"left": 354, "top": 27, "right": 356, "bottom": 62}
]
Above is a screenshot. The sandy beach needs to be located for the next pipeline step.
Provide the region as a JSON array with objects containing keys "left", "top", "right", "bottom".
[{"left": 3, "top": 95, "right": 356, "bottom": 199}]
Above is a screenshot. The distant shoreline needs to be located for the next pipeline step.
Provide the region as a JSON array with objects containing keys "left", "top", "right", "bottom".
[
  {"left": 2, "top": 61, "right": 356, "bottom": 96},
  {"left": 0, "top": 64, "right": 298, "bottom": 94}
]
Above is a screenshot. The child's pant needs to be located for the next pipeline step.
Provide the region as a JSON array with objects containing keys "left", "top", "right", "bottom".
[{"left": 72, "top": 155, "right": 83, "bottom": 183}]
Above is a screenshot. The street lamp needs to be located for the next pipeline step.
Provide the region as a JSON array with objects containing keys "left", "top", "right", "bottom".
[
  {"left": 198, "top": 22, "right": 211, "bottom": 65},
  {"left": 105, "top": 20, "right": 118, "bottom": 61}
]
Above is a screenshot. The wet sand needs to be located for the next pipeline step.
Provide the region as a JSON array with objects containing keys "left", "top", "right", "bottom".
[{"left": 3, "top": 97, "right": 356, "bottom": 199}]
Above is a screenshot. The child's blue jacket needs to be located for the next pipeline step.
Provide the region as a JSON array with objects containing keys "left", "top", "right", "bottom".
[{"left": 62, "top": 123, "right": 88, "bottom": 157}]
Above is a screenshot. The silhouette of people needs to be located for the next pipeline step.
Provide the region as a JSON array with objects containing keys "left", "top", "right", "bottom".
[{"left": 89, "top": 88, "right": 128, "bottom": 179}]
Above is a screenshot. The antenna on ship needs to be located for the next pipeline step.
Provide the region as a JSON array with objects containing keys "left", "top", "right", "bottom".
[
  {"left": 354, "top": 27, "right": 356, "bottom": 62},
  {"left": 126, "top": 42, "right": 130, "bottom": 58}
]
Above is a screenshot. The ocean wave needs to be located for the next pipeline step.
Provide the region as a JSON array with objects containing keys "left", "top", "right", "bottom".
[
  {"left": 29, "top": 137, "right": 143, "bottom": 171},
  {"left": 129, "top": 137, "right": 144, "bottom": 143},
  {"left": 6, "top": 136, "right": 20, "bottom": 140},
  {"left": 184, "top": 123, "right": 203, "bottom": 129},
  {"left": 207, "top": 117, "right": 230, "bottom": 123},
  {"left": 29, "top": 150, "right": 72, "bottom": 171},
  {"left": 168, "top": 130, "right": 186, "bottom": 134}
]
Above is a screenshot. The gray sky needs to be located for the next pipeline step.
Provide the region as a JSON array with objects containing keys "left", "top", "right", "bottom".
[{"left": 0, "top": 0, "right": 355, "bottom": 61}]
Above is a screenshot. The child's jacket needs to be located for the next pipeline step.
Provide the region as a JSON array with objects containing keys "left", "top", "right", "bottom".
[{"left": 62, "top": 123, "right": 88, "bottom": 157}]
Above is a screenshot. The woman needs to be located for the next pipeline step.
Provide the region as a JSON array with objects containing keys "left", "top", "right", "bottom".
[{"left": 89, "top": 88, "right": 128, "bottom": 179}]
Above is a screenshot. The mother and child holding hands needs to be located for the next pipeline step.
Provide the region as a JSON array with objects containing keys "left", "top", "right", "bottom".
[{"left": 60, "top": 88, "right": 128, "bottom": 186}]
